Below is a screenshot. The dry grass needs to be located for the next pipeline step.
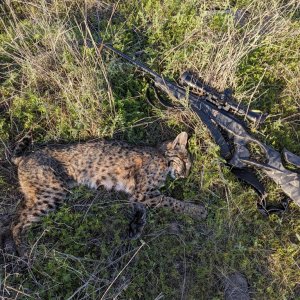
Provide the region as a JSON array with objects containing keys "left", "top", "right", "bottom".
[
  {"left": 0, "top": 1, "right": 118, "bottom": 142},
  {"left": 0, "top": 0, "right": 299, "bottom": 299}
]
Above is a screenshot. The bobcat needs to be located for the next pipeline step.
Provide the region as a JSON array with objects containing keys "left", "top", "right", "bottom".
[{"left": 2, "top": 132, "right": 207, "bottom": 255}]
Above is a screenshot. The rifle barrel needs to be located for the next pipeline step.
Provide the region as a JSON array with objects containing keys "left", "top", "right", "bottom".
[
  {"left": 100, "top": 42, "right": 161, "bottom": 79},
  {"left": 100, "top": 42, "right": 189, "bottom": 100}
]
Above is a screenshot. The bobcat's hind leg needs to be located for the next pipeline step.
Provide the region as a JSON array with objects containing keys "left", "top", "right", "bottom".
[
  {"left": 11, "top": 166, "right": 67, "bottom": 256},
  {"left": 0, "top": 215, "right": 17, "bottom": 259}
]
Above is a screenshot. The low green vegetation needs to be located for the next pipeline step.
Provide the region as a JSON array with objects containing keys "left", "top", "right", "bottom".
[{"left": 0, "top": 0, "right": 299, "bottom": 299}]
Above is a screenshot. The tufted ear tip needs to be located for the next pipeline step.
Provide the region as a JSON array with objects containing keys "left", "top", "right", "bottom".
[{"left": 172, "top": 132, "right": 188, "bottom": 149}]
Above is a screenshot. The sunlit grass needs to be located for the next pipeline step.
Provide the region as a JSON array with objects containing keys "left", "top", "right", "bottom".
[{"left": 0, "top": 0, "right": 299, "bottom": 299}]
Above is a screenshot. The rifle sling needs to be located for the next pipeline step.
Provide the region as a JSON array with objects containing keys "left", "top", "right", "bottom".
[
  {"left": 191, "top": 105, "right": 233, "bottom": 160},
  {"left": 230, "top": 167, "right": 265, "bottom": 195}
]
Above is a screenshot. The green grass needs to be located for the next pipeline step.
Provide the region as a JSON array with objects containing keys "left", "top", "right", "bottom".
[{"left": 0, "top": 0, "right": 299, "bottom": 299}]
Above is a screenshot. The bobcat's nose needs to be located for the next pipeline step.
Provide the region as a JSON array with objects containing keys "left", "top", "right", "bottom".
[
  {"left": 177, "top": 172, "right": 185, "bottom": 179},
  {"left": 173, "top": 170, "right": 183, "bottom": 179}
]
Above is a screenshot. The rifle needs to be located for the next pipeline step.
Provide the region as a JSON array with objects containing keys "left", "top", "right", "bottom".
[{"left": 99, "top": 41, "right": 300, "bottom": 215}]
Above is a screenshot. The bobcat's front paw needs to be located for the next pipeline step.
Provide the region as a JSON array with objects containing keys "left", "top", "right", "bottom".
[
  {"left": 0, "top": 227, "right": 18, "bottom": 262},
  {"left": 184, "top": 203, "right": 207, "bottom": 220}
]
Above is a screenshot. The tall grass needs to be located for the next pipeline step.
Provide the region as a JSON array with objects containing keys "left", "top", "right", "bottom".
[{"left": 0, "top": 0, "right": 299, "bottom": 299}]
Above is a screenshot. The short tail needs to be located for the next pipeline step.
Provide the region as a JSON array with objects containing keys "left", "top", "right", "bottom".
[{"left": 12, "top": 135, "right": 32, "bottom": 165}]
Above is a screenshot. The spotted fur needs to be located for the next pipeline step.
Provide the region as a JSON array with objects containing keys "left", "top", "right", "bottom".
[{"left": 10, "top": 132, "right": 207, "bottom": 249}]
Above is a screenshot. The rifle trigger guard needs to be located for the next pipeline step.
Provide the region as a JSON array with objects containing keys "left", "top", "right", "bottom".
[{"left": 146, "top": 81, "right": 182, "bottom": 110}]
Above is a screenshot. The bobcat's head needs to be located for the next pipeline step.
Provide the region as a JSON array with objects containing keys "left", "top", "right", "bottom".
[{"left": 160, "top": 132, "right": 192, "bottom": 179}]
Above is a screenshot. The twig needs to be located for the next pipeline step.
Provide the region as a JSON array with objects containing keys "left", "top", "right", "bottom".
[
  {"left": 100, "top": 240, "right": 145, "bottom": 300},
  {"left": 4, "top": 285, "right": 34, "bottom": 299}
]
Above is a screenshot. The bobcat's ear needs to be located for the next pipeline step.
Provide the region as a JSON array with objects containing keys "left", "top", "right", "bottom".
[{"left": 171, "top": 132, "right": 188, "bottom": 150}]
